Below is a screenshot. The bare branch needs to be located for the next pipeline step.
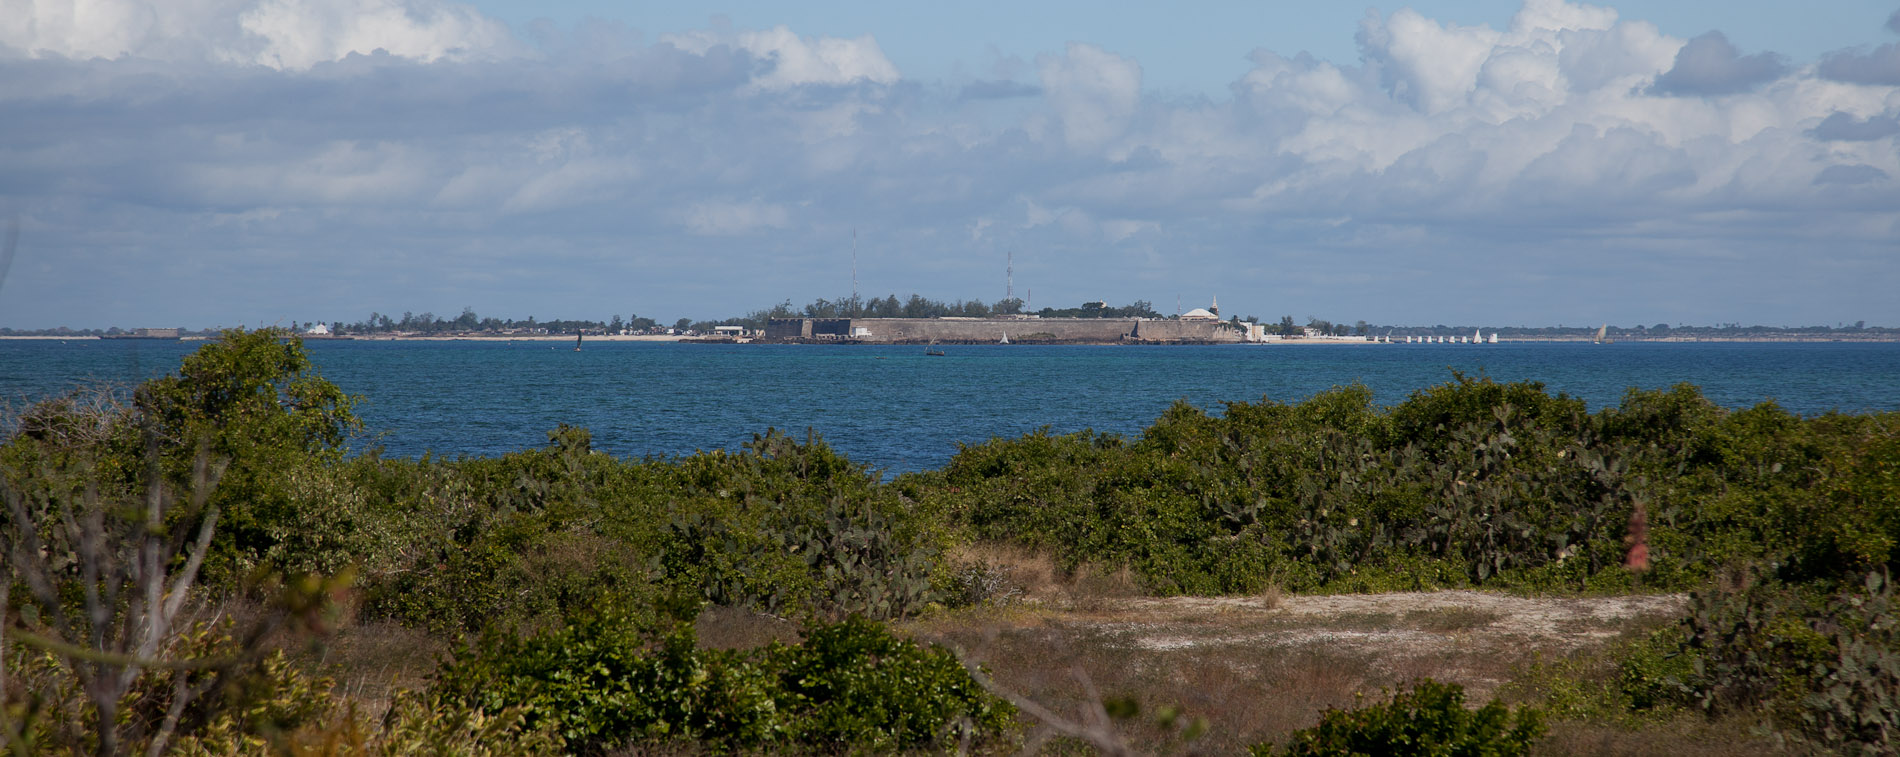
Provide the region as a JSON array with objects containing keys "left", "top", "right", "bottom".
[
  {"left": 955, "top": 650, "right": 1135, "bottom": 757},
  {"left": 145, "top": 663, "right": 222, "bottom": 757}
]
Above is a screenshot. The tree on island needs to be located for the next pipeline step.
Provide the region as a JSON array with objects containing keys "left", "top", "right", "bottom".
[{"left": 1034, "top": 300, "right": 1159, "bottom": 319}]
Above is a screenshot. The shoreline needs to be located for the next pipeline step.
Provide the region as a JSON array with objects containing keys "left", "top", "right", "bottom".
[
  {"left": 346, "top": 334, "right": 690, "bottom": 343},
  {"left": 4, "top": 334, "right": 1897, "bottom": 344}
]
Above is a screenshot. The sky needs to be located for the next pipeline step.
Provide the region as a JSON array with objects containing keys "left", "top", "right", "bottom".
[{"left": 2, "top": 0, "right": 1897, "bottom": 330}]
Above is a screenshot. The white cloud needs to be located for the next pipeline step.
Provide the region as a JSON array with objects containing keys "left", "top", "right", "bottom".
[
  {"left": 0, "top": 0, "right": 1895, "bottom": 329},
  {"left": 1649, "top": 31, "right": 1787, "bottom": 96},
  {"left": 1358, "top": 8, "right": 1502, "bottom": 114},
  {"left": 0, "top": 0, "right": 520, "bottom": 68},
  {"left": 662, "top": 24, "right": 898, "bottom": 89},
  {"left": 1037, "top": 43, "right": 1142, "bottom": 149},
  {"left": 681, "top": 200, "right": 791, "bottom": 236},
  {"left": 1101, "top": 218, "right": 1157, "bottom": 242},
  {"left": 238, "top": 0, "right": 519, "bottom": 69}
]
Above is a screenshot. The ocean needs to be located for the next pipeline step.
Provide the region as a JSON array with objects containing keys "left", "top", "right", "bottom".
[{"left": 4, "top": 339, "right": 1897, "bottom": 473}]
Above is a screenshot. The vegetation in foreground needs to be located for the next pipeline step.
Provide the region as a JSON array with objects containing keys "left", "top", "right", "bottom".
[{"left": 2, "top": 328, "right": 1897, "bottom": 754}]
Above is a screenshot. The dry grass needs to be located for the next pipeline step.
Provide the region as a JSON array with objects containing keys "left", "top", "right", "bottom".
[
  {"left": 216, "top": 538, "right": 1767, "bottom": 754},
  {"left": 1534, "top": 718, "right": 1796, "bottom": 756},
  {"left": 922, "top": 618, "right": 1376, "bottom": 754},
  {"left": 1405, "top": 606, "right": 1505, "bottom": 633},
  {"left": 183, "top": 592, "right": 440, "bottom": 717},
  {"left": 946, "top": 542, "right": 1147, "bottom": 612},
  {"left": 1256, "top": 582, "right": 1285, "bottom": 611},
  {"left": 694, "top": 606, "right": 803, "bottom": 650},
  {"left": 949, "top": 542, "right": 1066, "bottom": 600},
  {"left": 904, "top": 550, "right": 1762, "bottom": 754},
  {"left": 1068, "top": 564, "right": 1145, "bottom": 607},
  {"left": 301, "top": 618, "right": 447, "bottom": 716}
]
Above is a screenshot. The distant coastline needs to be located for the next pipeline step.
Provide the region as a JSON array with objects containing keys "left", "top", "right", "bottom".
[{"left": 6, "top": 333, "right": 1897, "bottom": 344}]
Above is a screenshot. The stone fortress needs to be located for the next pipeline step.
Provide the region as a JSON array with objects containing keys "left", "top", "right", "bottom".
[{"left": 762, "top": 300, "right": 1246, "bottom": 345}]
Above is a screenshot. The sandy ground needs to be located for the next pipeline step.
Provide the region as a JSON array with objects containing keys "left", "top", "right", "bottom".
[
  {"left": 930, "top": 590, "right": 1690, "bottom": 705},
  {"left": 1115, "top": 591, "right": 1687, "bottom": 654}
]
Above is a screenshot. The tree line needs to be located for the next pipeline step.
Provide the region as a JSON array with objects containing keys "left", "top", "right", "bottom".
[{"left": 725, "top": 294, "right": 1164, "bottom": 328}]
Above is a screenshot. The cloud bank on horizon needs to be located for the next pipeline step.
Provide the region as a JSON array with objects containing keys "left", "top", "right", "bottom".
[{"left": 2, "top": 0, "right": 1896, "bottom": 329}]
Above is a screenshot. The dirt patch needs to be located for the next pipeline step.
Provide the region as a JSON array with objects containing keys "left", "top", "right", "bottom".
[
  {"left": 1117, "top": 591, "right": 1685, "bottom": 655},
  {"left": 914, "top": 589, "right": 1689, "bottom": 732}
]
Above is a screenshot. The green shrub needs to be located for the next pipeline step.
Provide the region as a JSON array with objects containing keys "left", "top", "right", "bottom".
[
  {"left": 1615, "top": 626, "right": 1697, "bottom": 713},
  {"left": 430, "top": 613, "right": 1013, "bottom": 754},
  {"left": 768, "top": 615, "right": 1015, "bottom": 750},
  {"left": 1254, "top": 678, "right": 1545, "bottom": 756},
  {"left": 1663, "top": 570, "right": 1900, "bottom": 753}
]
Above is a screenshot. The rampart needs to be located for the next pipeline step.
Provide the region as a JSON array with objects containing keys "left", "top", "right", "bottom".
[
  {"left": 855, "top": 318, "right": 1130, "bottom": 343},
  {"left": 1129, "top": 319, "right": 1244, "bottom": 343},
  {"left": 763, "top": 317, "right": 1242, "bottom": 344},
  {"left": 763, "top": 318, "right": 851, "bottom": 340}
]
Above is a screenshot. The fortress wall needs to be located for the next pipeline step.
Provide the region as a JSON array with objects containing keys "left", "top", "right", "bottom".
[
  {"left": 850, "top": 318, "right": 1134, "bottom": 343},
  {"left": 765, "top": 318, "right": 851, "bottom": 339},
  {"left": 764, "top": 319, "right": 808, "bottom": 340},
  {"left": 766, "top": 317, "right": 1244, "bottom": 343},
  {"left": 1131, "top": 319, "right": 1245, "bottom": 343}
]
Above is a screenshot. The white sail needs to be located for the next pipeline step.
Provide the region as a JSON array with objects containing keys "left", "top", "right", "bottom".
[{"left": 1594, "top": 324, "right": 1608, "bottom": 344}]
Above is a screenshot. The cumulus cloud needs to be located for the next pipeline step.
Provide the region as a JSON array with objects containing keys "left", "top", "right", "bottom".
[
  {"left": 0, "top": 0, "right": 521, "bottom": 68},
  {"left": 1648, "top": 31, "right": 1787, "bottom": 95},
  {"left": 1357, "top": 8, "right": 1502, "bottom": 114},
  {"left": 662, "top": 24, "right": 898, "bottom": 89},
  {"left": 1818, "top": 43, "right": 1900, "bottom": 85},
  {"left": 238, "top": 0, "right": 521, "bottom": 69},
  {"left": 958, "top": 80, "right": 1041, "bottom": 100},
  {"left": 0, "top": 0, "right": 1895, "bottom": 329},
  {"left": 1811, "top": 111, "right": 1900, "bottom": 140},
  {"left": 1814, "top": 164, "right": 1889, "bottom": 185},
  {"left": 1037, "top": 43, "right": 1142, "bottom": 149}
]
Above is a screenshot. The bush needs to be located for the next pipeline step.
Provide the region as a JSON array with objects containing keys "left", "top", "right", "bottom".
[
  {"left": 918, "top": 374, "right": 1900, "bottom": 596},
  {"left": 1660, "top": 569, "right": 1900, "bottom": 753},
  {"left": 430, "top": 613, "right": 1014, "bottom": 754},
  {"left": 1254, "top": 678, "right": 1545, "bottom": 756}
]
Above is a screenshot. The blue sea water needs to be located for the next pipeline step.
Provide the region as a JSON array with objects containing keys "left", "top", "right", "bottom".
[{"left": 3, "top": 339, "right": 1897, "bottom": 473}]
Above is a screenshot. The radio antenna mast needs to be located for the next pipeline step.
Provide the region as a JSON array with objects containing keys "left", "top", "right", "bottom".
[
  {"left": 1006, "top": 250, "right": 1013, "bottom": 302},
  {"left": 851, "top": 228, "right": 859, "bottom": 314}
]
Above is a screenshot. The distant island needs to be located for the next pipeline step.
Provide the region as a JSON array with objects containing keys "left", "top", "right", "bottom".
[{"left": 4, "top": 295, "right": 1894, "bottom": 343}]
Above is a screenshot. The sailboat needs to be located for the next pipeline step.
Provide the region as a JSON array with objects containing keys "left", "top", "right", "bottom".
[
  {"left": 925, "top": 339, "right": 945, "bottom": 356},
  {"left": 1593, "top": 324, "right": 1611, "bottom": 345},
  {"left": 1473, "top": 328, "right": 1483, "bottom": 344},
  {"left": 999, "top": 333, "right": 1010, "bottom": 345},
  {"left": 574, "top": 330, "right": 583, "bottom": 351}
]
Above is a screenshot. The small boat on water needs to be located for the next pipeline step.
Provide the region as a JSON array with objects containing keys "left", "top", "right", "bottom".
[
  {"left": 925, "top": 339, "right": 945, "bottom": 356},
  {"left": 1593, "top": 324, "right": 1612, "bottom": 345},
  {"left": 999, "top": 333, "right": 1010, "bottom": 345},
  {"left": 574, "top": 331, "right": 583, "bottom": 351}
]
